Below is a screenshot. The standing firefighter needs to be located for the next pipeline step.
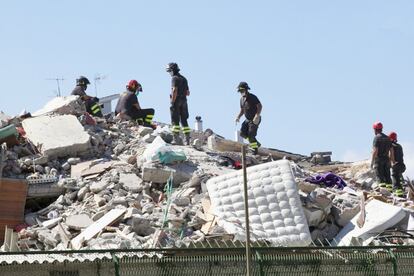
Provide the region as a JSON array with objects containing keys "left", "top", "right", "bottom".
[
  {"left": 389, "top": 132, "right": 406, "bottom": 197},
  {"left": 166, "top": 62, "right": 191, "bottom": 145},
  {"left": 371, "top": 122, "right": 392, "bottom": 189},
  {"left": 235, "top": 82, "right": 262, "bottom": 154},
  {"left": 115, "top": 80, "right": 155, "bottom": 128},
  {"left": 71, "top": 76, "right": 103, "bottom": 117}
]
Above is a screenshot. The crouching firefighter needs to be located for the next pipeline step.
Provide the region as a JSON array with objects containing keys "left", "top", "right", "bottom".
[
  {"left": 166, "top": 62, "right": 191, "bottom": 145},
  {"left": 115, "top": 80, "right": 155, "bottom": 128},
  {"left": 71, "top": 76, "right": 103, "bottom": 117},
  {"left": 235, "top": 82, "right": 262, "bottom": 154}
]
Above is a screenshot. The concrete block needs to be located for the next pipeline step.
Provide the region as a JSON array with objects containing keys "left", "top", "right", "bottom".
[
  {"left": 66, "top": 214, "right": 94, "bottom": 230},
  {"left": 22, "top": 115, "right": 91, "bottom": 159},
  {"left": 303, "top": 207, "right": 326, "bottom": 227},
  {"left": 141, "top": 164, "right": 193, "bottom": 185},
  {"left": 119, "top": 173, "right": 144, "bottom": 193},
  {"left": 33, "top": 95, "right": 85, "bottom": 116}
]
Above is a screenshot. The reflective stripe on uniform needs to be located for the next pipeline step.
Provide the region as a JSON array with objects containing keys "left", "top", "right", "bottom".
[
  {"left": 172, "top": 125, "right": 181, "bottom": 133},
  {"left": 182, "top": 126, "right": 191, "bottom": 134},
  {"left": 145, "top": 114, "right": 154, "bottom": 123},
  {"left": 91, "top": 104, "right": 101, "bottom": 114},
  {"left": 250, "top": 142, "right": 258, "bottom": 149}
]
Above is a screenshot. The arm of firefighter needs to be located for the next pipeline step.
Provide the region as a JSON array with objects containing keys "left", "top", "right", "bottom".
[
  {"left": 256, "top": 102, "right": 262, "bottom": 116},
  {"left": 171, "top": 86, "right": 178, "bottom": 104},
  {"left": 235, "top": 108, "right": 244, "bottom": 123},
  {"left": 389, "top": 146, "right": 395, "bottom": 166},
  {"left": 371, "top": 147, "right": 378, "bottom": 168}
]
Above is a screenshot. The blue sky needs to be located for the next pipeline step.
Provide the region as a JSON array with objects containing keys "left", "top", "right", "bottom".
[{"left": 1, "top": 1, "right": 413, "bottom": 175}]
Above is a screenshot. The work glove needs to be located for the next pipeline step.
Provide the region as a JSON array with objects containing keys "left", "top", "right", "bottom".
[{"left": 253, "top": 115, "right": 261, "bottom": 125}]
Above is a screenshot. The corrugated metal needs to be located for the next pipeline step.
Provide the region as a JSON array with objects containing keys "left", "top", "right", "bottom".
[
  {"left": 0, "top": 252, "right": 161, "bottom": 265},
  {"left": 0, "top": 178, "right": 28, "bottom": 242}
]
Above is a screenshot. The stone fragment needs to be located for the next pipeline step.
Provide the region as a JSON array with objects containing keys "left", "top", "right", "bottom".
[
  {"left": 90, "top": 179, "right": 110, "bottom": 193},
  {"left": 119, "top": 173, "right": 144, "bottom": 193},
  {"left": 137, "top": 127, "right": 154, "bottom": 137},
  {"left": 62, "top": 162, "right": 71, "bottom": 171},
  {"left": 66, "top": 214, "right": 94, "bottom": 230},
  {"left": 94, "top": 194, "right": 106, "bottom": 207},
  {"left": 131, "top": 215, "right": 155, "bottom": 236},
  {"left": 67, "top": 158, "right": 81, "bottom": 165},
  {"left": 77, "top": 186, "right": 89, "bottom": 201},
  {"left": 143, "top": 134, "right": 156, "bottom": 143}
]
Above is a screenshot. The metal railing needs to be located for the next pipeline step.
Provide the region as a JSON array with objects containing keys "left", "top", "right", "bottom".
[{"left": 1, "top": 245, "right": 414, "bottom": 276}]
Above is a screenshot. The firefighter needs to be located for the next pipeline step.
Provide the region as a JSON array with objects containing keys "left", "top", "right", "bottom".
[
  {"left": 389, "top": 131, "right": 406, "bottom": 197},
  {"left": 235, "top": 82, "right": 262, "bottom": 154},
  {"left": 166, "top": 62, "right": 191, "bottom": 145},
  {"left": 371, "top": 122, "right": 392, "bottom": 189},
  {"left": 115, "top": 80, "right": 155, "bottom": 128},
  {"left": 71, "top": 76, "right": 103, "bottom": 117}
]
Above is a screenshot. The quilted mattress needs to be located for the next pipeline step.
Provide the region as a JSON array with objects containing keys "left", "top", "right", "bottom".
[{"left": 206, "top": 160, "right": 311, "bottom": 246}]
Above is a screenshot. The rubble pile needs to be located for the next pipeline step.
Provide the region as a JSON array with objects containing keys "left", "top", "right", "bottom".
[{"left": 1, "top": 96, "right": 414, "bottom": 251}]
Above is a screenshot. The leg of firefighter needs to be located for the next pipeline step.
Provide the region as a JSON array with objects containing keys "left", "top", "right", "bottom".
[
  {"left": 180, "top": 101, "right": 191, "bottom": 145},
  {"left": 392, "top": 164, "right": 404, "bottom": 197},
  {"left": 170, "top": 104, "right": 182, "bottom": 145},
  {"left": 141, "top": 108, "right": 155, "bottom": 127},
  {"left": 247, "top": 121, "right": 260, "bottom": 154}
]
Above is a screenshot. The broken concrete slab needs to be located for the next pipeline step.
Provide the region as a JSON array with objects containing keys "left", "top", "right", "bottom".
[
  {"left": 0, "top": 112, "right": 11, "bottom": 128},
  {"left": 66, "top": 214, "right": 94, "bottom": 230},
  {"left": 331, "top": 193, "right": 361, "bottom": 227},
  {"left": 334, "top": 199, "right": 406, "bottom": 246},
  {"left": 71, "top": 160, "right": 114, "bottom": 178},
  {"left": 32, "top": 95, "right": 85, "bottom": 116},
  {"left": 22, "top": 115, "right": 91, "bottom": 159},
  {"left": 141, "top": 164, "right": 194, "bottom": 185},
  {"left": 119, "top": 173, "right": 144, "bottom": 193}
]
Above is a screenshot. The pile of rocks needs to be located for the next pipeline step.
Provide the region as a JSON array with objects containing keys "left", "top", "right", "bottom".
[{"left": 1, "top": 96, "right": 414, "bottom": 251}]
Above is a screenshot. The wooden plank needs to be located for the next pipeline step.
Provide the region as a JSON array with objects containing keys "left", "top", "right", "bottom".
[
  {"left": 70, "top": 208, "right": 126, "bottom": 250},
  {"left": 200, "top": 198, "right": 217, "bottom": 235},
  {"left": 0, "top": 178, "right": 28, "bottom": 242}
]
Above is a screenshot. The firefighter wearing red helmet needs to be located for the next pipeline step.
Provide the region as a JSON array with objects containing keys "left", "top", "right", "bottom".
[
  {"left": 115, "top": 80, "right": 155, "bottom": 128},
  {"left": 388, "top": 131, "right": 406, "bottom": 197},
  {"left": 371, "top": 121, "right": 392, "bottom": 188}
]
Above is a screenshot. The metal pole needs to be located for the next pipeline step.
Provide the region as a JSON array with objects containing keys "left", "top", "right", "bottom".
[{"left": 242, "top": 145, "right": 252, "bottom": 276}]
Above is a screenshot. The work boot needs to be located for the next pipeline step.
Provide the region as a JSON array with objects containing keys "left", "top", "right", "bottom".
[
  {"left": 393, "top": 188, "right": 405, "bottom": 198},
  {"left": 184, "top": 134, "right": 191, "bottom": 146},
  {"left": 171, "top": 133, "right": 183, "bottom": 145}
]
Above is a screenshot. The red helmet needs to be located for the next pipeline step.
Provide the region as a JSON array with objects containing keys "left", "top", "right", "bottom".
[
  {"left": 373, "top": 122, "right": 383, "bottom": 130},
  {"left": 126, "top": 80, "right": 142, "bottom": 92},
  {"left": 389, "top": 132, "right": 397, "bottom": 141}
]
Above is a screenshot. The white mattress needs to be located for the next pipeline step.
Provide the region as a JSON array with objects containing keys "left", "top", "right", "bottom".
[{"left": 206, "top": 160, "right": 311, "bottom": 246}]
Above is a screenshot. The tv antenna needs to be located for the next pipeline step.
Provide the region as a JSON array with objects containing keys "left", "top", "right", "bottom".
[
  {"left": 94, "top": 74, "right": 107, "bottom": 97},
  {"left": 46, "top": 77, "right": 65, "bottom": 97}
]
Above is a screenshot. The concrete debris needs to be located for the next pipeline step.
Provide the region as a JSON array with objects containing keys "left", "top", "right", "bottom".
[
  {"left": 2, "top": 100, "right": 413, "bottom": 251},
  {"left": 32, "top": 96, "right": 85, "bottom": 116},
  {"left": 66, "top": 214, "right": 94, "bottom": 230},
  {"left": 22, "top": 115, "right": 91, "bottom": 159}
]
